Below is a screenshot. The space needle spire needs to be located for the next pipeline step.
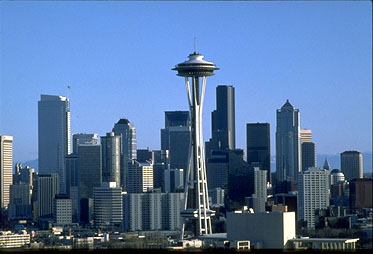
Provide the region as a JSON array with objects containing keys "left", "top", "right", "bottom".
[{"left": 172, "top": 48, "right": 219, "bottom": 239}]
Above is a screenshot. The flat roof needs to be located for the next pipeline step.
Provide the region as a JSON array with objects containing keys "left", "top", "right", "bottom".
[
  {"left": 197, "top": 233, "right": 227, "bottom": 240},
  {"left": 290, "top": 238, "right": 359, "bottom": 243}
]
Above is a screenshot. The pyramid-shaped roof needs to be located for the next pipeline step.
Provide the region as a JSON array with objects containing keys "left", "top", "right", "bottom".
[{"left": 281, "top": 99, "right": 294, "bottom": 109}]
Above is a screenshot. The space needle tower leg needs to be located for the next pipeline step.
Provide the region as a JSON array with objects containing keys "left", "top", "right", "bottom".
[{"left": 173, "top": 50, "right": 219, "bottom": 240}]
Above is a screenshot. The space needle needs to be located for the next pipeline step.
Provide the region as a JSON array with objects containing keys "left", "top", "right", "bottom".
[{"left": 172, "top": 46, "right": 219, "bottom": 239}]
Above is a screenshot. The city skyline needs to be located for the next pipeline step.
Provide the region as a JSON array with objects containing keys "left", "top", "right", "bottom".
[{"left": 1, "top": 2, "right": 372, "bottom": 165}]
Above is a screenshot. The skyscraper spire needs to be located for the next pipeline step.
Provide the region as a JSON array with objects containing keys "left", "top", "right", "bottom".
[{"left": 323, "top": 157, "right": 330, "bottom": 171}]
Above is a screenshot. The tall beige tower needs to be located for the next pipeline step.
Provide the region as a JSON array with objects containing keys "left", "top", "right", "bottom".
[{"left": 1, "top": 135, "right": 13, "bottom": 209}]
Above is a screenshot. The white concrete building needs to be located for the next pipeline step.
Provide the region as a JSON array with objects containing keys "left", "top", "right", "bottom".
[
  {"left": 298, "top": 167, "right": 329, "bottom": 228},
  {"left": 0, "top": 135, "right": 13, "bottom": 209},
  {"left": 227, "top": 211, "right": 296, "bottom": 249},
  {"left": 299, "top": 129, "right": 312, "bottom": 143},
  {"left": 253, "top": 167, "right": 267, "bottom": 212},
  {"left": 123, "top": 192, "right": 184, "bottom": 231},
  {"left": 288, "top": 237, "right": 359, "bottom": 250},
  {"left": 0, "top": 230, "right": 30, "bottom": 249}
]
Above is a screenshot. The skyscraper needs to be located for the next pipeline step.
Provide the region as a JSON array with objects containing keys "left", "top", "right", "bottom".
[
  {"left": 301, "top": 142, "right": 316, "bottom": 172},
  {"left": 1, "top": 135, "right": 13, "bottom": 210},
  {"left": 298, "top": 167, "right": 329, "bottom": 228},
  {"left": 246, "top": 123, "right": 271, "bottom": 183},
  {"left": 101, "top": 132, "right": 121, "bottom": 187},
  {"left": 299, "top": 129, "right": 312, "bottom": 143},
  {"left": 341, "top": 151, "right": 363, "bottom": 181},
  {"left": 206, "top": 85, "right": 235, "bottom": 158},
  {"left": 72, "top": 133, "right": 99, "bottom": 154},
  {"left": 38, "top": 173, "right": 59, "bottom": 218},
  {"left": 112, "top": 119, "right": 137, "bottom": 190},
  {"left": 93, "top": 182, "right": 123, "bottom": 229},
  {"left": 161, "top": 111, "right": 190, "bottom": 150},
  {"left": 38, "top": 95, "right": 71, "bottom": 194},
  {"left": 79, "top": 144, "right": 102, "bottom": 199},
  {"left": 127, "top": 160, "right": 153, "bottom": 193},
  {"left": 276, "top": 100, "right": 301, "bottom": 181},
  {"left": 13, "top": 164, "right": 34, "bottom": 186},
  {"left": 8, "top": 183, "right": 32, "bottom": 220},
  {"left": 160, "top": 111, "right": 191, "bottom": 179}
]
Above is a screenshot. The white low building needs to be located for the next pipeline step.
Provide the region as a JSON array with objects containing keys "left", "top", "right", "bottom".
[
  {"left": 288, "top": 237, "right": 359, "bottom": 250},
  {"left": 227, "top": 210, "right": 296, "bottom": 249},
  {"left": 0, "top": 230, "right": 30, "bottom": 248}
]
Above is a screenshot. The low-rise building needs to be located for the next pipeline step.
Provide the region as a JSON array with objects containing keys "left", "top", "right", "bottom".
[
  {"left": 287, "top": 237, "right": 359, "bottom": 250},
  {"left": 0, "top": 230, "right": 30, "bottom": 248},
  {"left": 226, "top": 210, "right": 296, "bottom": 249}
]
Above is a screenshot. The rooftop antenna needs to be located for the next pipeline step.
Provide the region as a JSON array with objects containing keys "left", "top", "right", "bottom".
[{"left": 194, "top": 37, "right": 197, "bottom": 53}]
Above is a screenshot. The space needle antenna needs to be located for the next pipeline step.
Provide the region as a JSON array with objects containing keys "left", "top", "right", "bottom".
[{"left": 194, "top": 37, "right": 197, "bottom": 53}]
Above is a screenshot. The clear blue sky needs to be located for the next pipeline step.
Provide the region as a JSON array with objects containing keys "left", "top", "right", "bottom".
[{"left": 1, "top": 1, "right": 372, "bottom": 165}]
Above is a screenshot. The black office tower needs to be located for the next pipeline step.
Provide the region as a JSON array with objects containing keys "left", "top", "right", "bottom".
[
  {"left": 246, "top": 123, "right": 271, "bottom": 183},
  {"left": 301, "top": 142, "right": 316, "bottom": 172},
  {"left": 206, "top": 85, "right": 235, "bottom": 158}
]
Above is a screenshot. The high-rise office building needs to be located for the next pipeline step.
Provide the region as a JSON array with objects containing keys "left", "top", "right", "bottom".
[
  {"left": 253, "top": 167, "right": 267, "bottom": 211},
  {"left": 122, "top": 192, "right": 184, "bottom": 231},
  {"left": 65, "top": 153, "right": 80, "bottom": 222},
  {"left": 161, "top": 111, "right": 191, "bottom": 180},
  {"left": 161, "top": 111, "right": 190, "bottom": 150},
  {"left": 153, "top": 150, "right": 168, "bottom": 190},
  {"left": 168, "top": 126, "right": 190, "bottom": 173},
  {"left": 245, "top": 166, "right": 267, "bottom": 212},
  {"left": 227, "top": 149, "right": 254, "bottom": 206},
  {"left": 206, "top": 85, "right": 235, "bottom": 158},
  {"left": 298, "top": 167, "right": 329, "bottom": 228},
  {"left": 65, "top": 153, "right": 78, "bottom": 196},
  {"left": 53, "top": 194, "right": 72, "bottom": 225},
  {"left": 301, "top": 142, "right": 316, "bottom": 172},
  {"left": 164, "top": 168, "right": 184, "bottom": 193},
  {"left": 246, "top": 123, "right": 271, "bottom": 183},
  {"left": 112, "top": 119, "right": 137, "bottom": 190},
  {"left": 13, "top": 164, "right": 34, "bottom": 186},
  {"left": 161, "top": 112, "right": 189, "bottom": 150},
  {"left": 93, "top": 182, "right": 123, "bottom": 229},
  {"left": 137, "top": 148, "right": 154, "bottom": 163},
  {"left": 101, "top": 132, "right": 121, "bottom": 187},
  {"left": 349, "top": 179, "right": 372, "bottom": 210},
  {"left": 1, "top": 135, "right": 13, "bottom": 209},
  {"left": 206, "top": 150, "right": 229, "bottom": 190},
  {"left": 38, "top": 173, "right": 59, "bottom": 218},
  {"left": 8, "top": 184, "right": 32, "bottom": 220},
  {"left": 38, "top": 95, "right": 71, "bottom": 194},
  {"left": 79, "top": 144, "right": 102, "bottom": 199},
  {"left": 299, "top": 129, "right": 312, "bottom": 143},
  {"left": 72, "top": 133, "right": 99, "bottom": 154},
  {"left": 127, "top": 160, "right": 153, "bottom": 193},
  {"left": 340, "top": 151, "right": 363, "bottom": 181},
  {"left": 276, "top": 100, "right": 301, "bottom": 181}
]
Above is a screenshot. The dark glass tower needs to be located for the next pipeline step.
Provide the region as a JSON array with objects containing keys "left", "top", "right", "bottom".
[
  {"left": 206, "top": 85, "right": 235, "bottom": 161},
  {"left": 160, "top": 111, "right": 191, "bottom": 180},
  {"left": 211, "top": 85, "right": 235, "bottom": 150},
  {"left": 276, "top": 100, "right": 301, "bottom": 181},
  {"left": 301, "top": 142, "right": 316, "bottom": 172},
  {"left": 246, "top": 123, "right": 271, "bottom": 183}
]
